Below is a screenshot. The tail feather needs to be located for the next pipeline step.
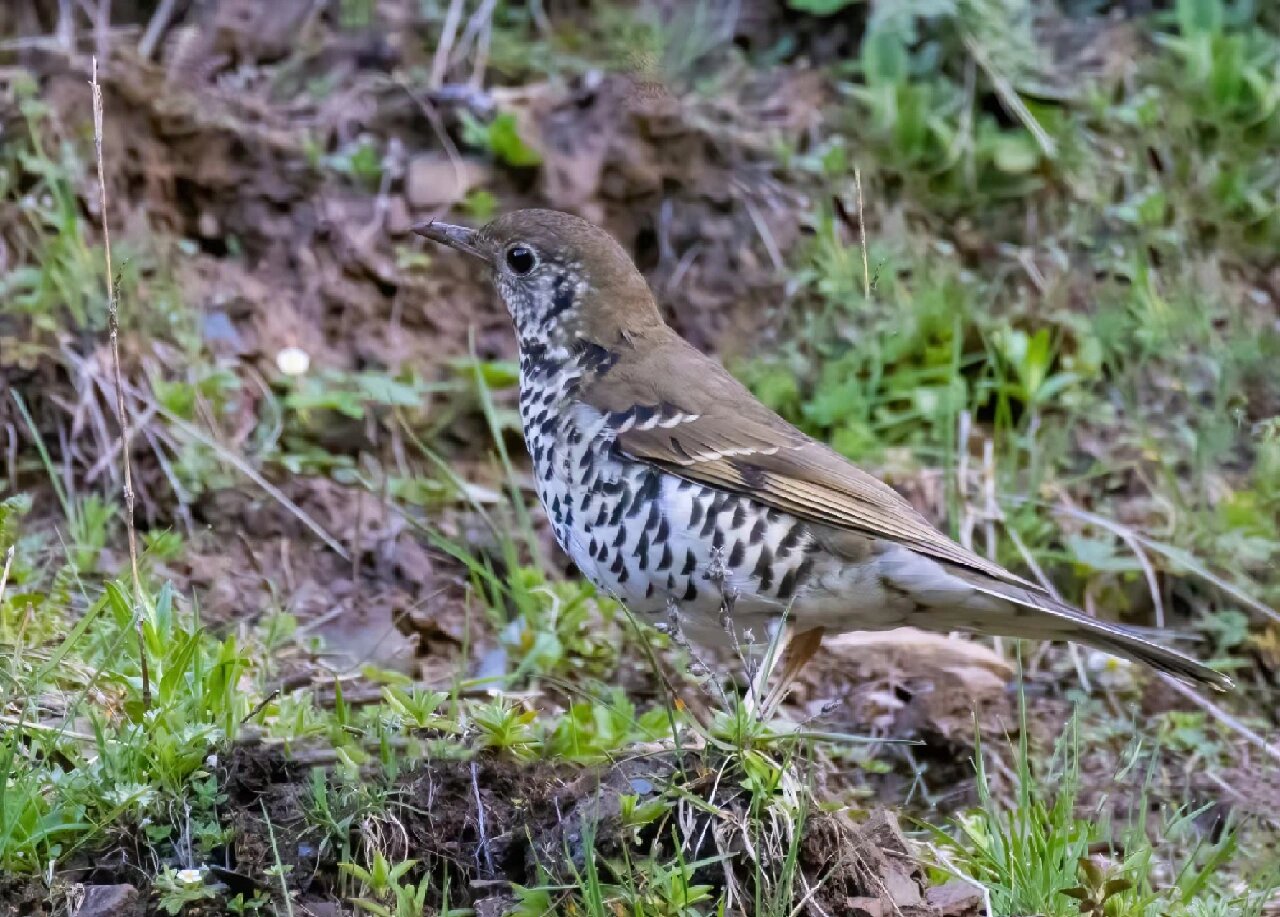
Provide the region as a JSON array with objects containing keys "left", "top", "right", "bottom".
[{"left": 945, "top": 566, "right": 1232, "bottom": 692}]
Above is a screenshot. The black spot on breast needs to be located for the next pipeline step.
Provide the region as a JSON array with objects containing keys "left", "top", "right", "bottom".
[
  {"left": 682, "top": 582, "right": 698, "bottom": 602},
  {"left": 633, "top": 531, "right": 649, "bottom": 559},
  {"left": 748, "top": 518, "right": 766, "bottom": 546},
  {"left": 727, "top": 540, "right": 745, "bottom": 568},
  {"left": 730, "top": 502, "right": 747, "bottom": 529},
  {"left": 777, "top": 523, "right": 805, "bottom": 558},
  {"left": 657, "top": 543, "right": 673, "bottom": 570},
  {"left": 699, "top": 495, "right": 724, "bottom": 537},
  {"left": 547, "top": 274, "right": 576, "bottom": 321},
  {"left": 711, "top": 528, "right": 725, "bottom": 550},
  {"left": 681, "top": 550, "right": 697, "bottom": 576},
  {"left": 609, "top": 499, "right": 626, "bottom": 527},
  {"left": 776, "top": 568, "right": 798, "bottom": 601},
  {"left": 688, "top": 499, "right": 704, "bottom": 529},
  {"left": 753, "top": 546, "right": 775, "bottom": 592},
  {"left": 796, "top": 554, "right": 815, "bottom": 585}
]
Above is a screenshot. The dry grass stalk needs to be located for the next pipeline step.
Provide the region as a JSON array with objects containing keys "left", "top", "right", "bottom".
[
  {"left": 854, "top": 167, "right": 870, "bottom": 301},
  {"left": 91, "top": 57, "right": 151, "bottom": 709}
]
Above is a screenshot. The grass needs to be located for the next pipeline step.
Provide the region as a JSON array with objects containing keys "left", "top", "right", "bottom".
[{"left": 2, "top": 0, "right": 1279, "bottom": 914}]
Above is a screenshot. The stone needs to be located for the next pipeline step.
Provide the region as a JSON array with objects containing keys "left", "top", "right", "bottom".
[
  {"left": 927, "top": 879, "right": 986, "bottom": 916},
  {"left": 75, "top": 884, "right": 138, "bottom": 917},
  {"left": 405, "top": 155, "right": 491, "bottom": 209}
]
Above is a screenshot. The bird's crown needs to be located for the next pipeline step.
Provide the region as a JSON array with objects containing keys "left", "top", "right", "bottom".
[{"left": 415, "top": 209, "right": 662, "bottom": 347}]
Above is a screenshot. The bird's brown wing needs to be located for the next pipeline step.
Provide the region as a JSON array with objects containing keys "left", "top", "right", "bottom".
[{"left": 582, "top": 330, "right": 1030, "bottom": 588}]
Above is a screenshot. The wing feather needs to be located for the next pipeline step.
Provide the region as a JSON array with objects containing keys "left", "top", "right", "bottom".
[{"left": 581, "top": 331, "right": 1028, "bottom": 587}]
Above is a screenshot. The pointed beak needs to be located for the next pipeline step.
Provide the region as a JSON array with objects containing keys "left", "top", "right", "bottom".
[{"left": 413, "top": 219, "right": 485, "bottom": 259}]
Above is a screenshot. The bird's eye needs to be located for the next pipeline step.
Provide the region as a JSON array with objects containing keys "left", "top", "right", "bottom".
[{"left": 504, "top": 244, "right": 537, "bottom": 275}]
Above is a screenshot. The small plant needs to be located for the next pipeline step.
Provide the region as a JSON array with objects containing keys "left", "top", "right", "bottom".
[
  {"left": 341, "top": 852, "right": 427, "bottom": 916},
  {"left": 460, "top": 111, "right": 542, "bottom": 168},
  {"left": 1062, "top": 856, "right": 1134, "bottom": 917},
  {"left": 153, "top": 867, "right": 218, "bottom": 915},
  {"left": 470, "top": 696, "right": 541, "bottom": 761}
]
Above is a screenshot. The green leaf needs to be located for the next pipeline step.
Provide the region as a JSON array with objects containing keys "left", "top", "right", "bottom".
[
  {"left": 486, "top": 113, "right": 542, "bottom": 168},
  {"left": 788, "top": 0, "right": 861, "bottom": 14},
  {"left": 992, "top": 133, "right": 1040, "bottom": 174}
]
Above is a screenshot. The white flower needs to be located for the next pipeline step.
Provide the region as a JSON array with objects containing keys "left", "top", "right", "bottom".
[
  {"left": 176, "top": 868, "right": 206, "bottom": 885},
  {"left": 276, "top": 346, "right": 311, "bottom": 376}
]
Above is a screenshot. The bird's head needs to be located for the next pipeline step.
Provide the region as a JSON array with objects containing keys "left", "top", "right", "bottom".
[{"left": 414, "top": 209, "right": 663, "bottom": 348}]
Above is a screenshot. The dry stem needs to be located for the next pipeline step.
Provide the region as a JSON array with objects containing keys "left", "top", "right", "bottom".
[
  {"left": 91, "top": 57, "right": 151, "bottom": 709},
  {"left": 854, "top": 167, "right": 871, "bottom": 301}
]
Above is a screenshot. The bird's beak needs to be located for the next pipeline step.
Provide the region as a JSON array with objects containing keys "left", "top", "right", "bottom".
[{"left": 413, "top": 219, "right": 484, "bottom": 259}]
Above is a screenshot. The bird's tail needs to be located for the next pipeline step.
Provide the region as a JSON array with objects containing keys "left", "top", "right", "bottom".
[{"left": 942, "top": 565, "right": 1232, "bottom": 692}]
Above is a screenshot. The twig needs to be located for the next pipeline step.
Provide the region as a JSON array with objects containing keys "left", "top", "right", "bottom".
[
  {"left": 83, "top": 402, "right": 159, "bottom": 484},
  {"left": 94, "top": 0, "right": 112, "bottom": 63},
  {"left": 1059, "top": 495, "right": 1166, "bottom": 629},
  {"left": 128, "top": 380, "right": 349, "bottom": 560},
  {"left": 0, "top": 714, "right": 99, "bottom": 743},
  {"left": 962, "top": 33, "right": 1056, "bottom": 159},
  {"left": 57, "top": 0, "right": 76, "bottom": 52},
  {"left": 1157, "top": 673, "right": 1280, "bottom": 764},
  {"left": 0, "top": 546, "right": 14, "bottom": 606},
  {"left": 91, "top": 58, "right": 151, "bottom": 710},
  {"left": 430, "top": 0, "right": 466, "bottom": 89},
  {"left": 743, "top": 197, "right": 784, "bottom": 274},
  {"left": 464, "top": 0, "right": 500, "bottom": 89},
  {"left": 398, "top": 78, "right": 468, "bottom": 226},
  {"left": 1043, "top": 498, "right": 1278, "bottom": 626},
  {"left": 854, "top": 167, "right": 870, "bottom": 300},
  {"left": 471, "top": 760, "right": 494, "bottom": 876},
  {"left": 138, "top": 0, "right": 180, "bottom": 60},
  {"left": 241, "top": 689, "right": 280, "bottom": 726}
]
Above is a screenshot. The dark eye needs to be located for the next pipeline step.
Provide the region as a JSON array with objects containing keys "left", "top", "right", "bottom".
[{"left": 504, "top": 244, "right": 537, "bottom": 275}]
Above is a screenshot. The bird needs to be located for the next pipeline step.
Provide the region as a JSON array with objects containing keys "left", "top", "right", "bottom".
[{"left": 415, "top": 208, "right": 1231, "bottom": 701}]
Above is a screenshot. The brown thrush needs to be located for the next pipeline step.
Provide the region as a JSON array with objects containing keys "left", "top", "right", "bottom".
[{"left": 416, "top": 209, "right": 1230, "bottom": 695}]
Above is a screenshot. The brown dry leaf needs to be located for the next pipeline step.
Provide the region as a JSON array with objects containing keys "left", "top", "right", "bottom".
[{"left": 823, "top": 628, "right": 1015, "bottom": 687}]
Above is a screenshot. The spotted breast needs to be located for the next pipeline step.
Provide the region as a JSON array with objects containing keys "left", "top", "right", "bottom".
[{"left": 519, "top": 341, "right": 825, "bottom": 648}]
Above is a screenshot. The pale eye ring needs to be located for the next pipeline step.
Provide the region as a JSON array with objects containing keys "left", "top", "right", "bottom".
[{"left": 504, "top": 244, "right": 537, "bottom": 275}]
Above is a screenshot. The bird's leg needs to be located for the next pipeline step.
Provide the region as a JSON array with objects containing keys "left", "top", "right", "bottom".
[
  {"left": 758, "top": 626, "right": 825, "bottom": 720},
  {"left": 656, "top": 600, "right": 723, "bottom": 730}
]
